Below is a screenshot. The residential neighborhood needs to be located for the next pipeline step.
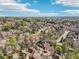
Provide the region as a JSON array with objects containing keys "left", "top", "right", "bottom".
[{"left": 0, "top": 17, "right": 79, "bottom": 59}]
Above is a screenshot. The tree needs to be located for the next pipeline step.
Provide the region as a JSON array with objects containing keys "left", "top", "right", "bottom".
[
  {"left": 7, "top": 35, "right": 17, "bottom": 46},
  {"left": 3, "top": 21, "right": 13, "bottom": 31}
]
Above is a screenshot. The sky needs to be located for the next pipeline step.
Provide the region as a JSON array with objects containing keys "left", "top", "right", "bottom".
[{"left": 0, "top": 0, "right": 79, "bottom": 16}]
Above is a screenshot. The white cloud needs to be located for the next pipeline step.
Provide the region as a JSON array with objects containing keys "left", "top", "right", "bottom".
[
  {"left": 0, "top": 0, "right": 39, "bottom": 13},
  {"left": 25, "top": 3, "right": 31, "bottom": 6},
  {"left": 33, "top": 1, "right": 38, "bottom": 3},
  {"left": 55, "top": 0, "right": 79, "bottom": 7},
  {"left": 0, "top": 0, "right": 16, "bottom": 3},
  {"left": 62, "top": 10, "right": 79, "bottom": 15}
]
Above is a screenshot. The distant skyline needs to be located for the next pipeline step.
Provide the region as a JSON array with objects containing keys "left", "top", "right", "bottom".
[{"left": 0, "top": 0, "right": 79, "bottom": 16}]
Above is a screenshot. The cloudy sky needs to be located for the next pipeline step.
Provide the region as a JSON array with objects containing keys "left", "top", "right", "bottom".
[{"left": 0, "top": 0, "right": 79, "bottom": 16}]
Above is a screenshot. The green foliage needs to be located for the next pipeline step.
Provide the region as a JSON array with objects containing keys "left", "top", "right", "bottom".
[
  {"left": 0, "top": 55, "right": 3, "bottom": 59},
  {"left": 4, "top": 22, "right": 13, "bottom": 31},
  {"left": 64, "top": 48, "right": 79, "bottom": 59},
  {"left": 62, "top": 41, "right": 69, "bottom": 53},
  {"left": 55, "top": 43, "right": 63, "bottom": 52},
  {"left": 21, "top": 21, "right": 26, "bottom": 26},
  {"left": 20, "top": 20, "right": 26, "bottom": 26},
  {"left": 7, "top": 36, "right": 17, "bottom": 46}
]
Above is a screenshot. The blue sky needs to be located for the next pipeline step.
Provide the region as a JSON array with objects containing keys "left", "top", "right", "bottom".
[{"left": 0, "top": 0, "right": 79, "bottom": 16}]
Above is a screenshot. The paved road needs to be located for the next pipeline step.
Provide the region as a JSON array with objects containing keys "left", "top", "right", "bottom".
[{"left": 56, "top": 30, "right": 70, "bottom": 43}]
